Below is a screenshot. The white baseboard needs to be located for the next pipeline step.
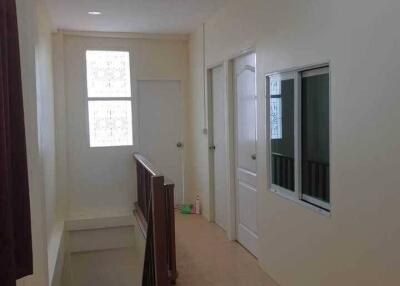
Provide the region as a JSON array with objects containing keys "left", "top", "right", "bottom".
[{"left": 65, "top": 214, "right": 135, "bottom": 231}]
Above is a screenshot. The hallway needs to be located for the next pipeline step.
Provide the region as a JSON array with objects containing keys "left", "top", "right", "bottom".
[{"left": 175, "top": 212, "right": 278, "bottom": 286}]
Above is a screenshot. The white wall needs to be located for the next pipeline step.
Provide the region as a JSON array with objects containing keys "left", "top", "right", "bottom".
[
  {"left": 56, "top": 33, "right": 189, "bottom": 218},
  {"left": 35, "top": 2, "right": 68, "bottom": 285},
  {"left": 16, "top": 0, "right": 49, "bottom": 285},
  {"left": 35, "top": 0, "right": 64, "bottom": 259},
  {"left": 70, "top": 247, "right": 142, "bottom": 286},
  {"left": 36, "top": 0, "right": 56, "bottom": 242},
  {"left": 186, "top": 28, "right": 211, "bottom": 216},
  {"left": 187, "top": 0, "right": 400, "bottom": 285},
  {"left": 16, "top": 0, "right": 66, "bottom": 285}
]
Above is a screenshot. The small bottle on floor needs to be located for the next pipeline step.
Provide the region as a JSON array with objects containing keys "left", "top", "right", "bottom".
[{"left": 195, "top": 195, "right": 201, "bottom": 214}]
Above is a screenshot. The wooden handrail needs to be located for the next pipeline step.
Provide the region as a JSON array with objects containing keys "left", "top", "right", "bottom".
[
  {"left": 134, "top": 153, "right": 160, "bottom": 176},
  {"left": 134, "top": 153, "right": 177, "bottom": 286}
]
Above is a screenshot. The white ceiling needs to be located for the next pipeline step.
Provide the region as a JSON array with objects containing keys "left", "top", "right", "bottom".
[{"left": 45, "top": 0, "right": 226, "bottom": 34}]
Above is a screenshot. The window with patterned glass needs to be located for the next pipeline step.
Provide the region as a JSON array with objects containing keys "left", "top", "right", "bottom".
[{"left": 86, "top": 50, "right": 133, "bottom": 147}]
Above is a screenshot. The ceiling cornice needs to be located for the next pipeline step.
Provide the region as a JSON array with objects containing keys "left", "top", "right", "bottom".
[{"left": 57, "top": 29, "right": 189, "bottom": 41}]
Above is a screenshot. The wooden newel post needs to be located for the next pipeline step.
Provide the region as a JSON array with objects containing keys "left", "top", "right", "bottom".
[
  {"left": 151, "top": 175, "right": 169, "bottom": 286},
  {"left": 165, "top": 183, "right": 177, "bottom": 284}
]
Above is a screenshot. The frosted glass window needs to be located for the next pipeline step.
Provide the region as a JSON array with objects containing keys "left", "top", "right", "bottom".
[
  {"left": 86, "top": 50, "right": 131, "bottom": 98},
  {"left": 270, "top": 98, "right": 282, "bottom": 139},
  {"left": 86, "top": 50, "right": 134, "bottom": 148},
  {"left": 88, "top": 101, "right": 133, "bottom": 147},
  {"left": 269, "top": 74, "right": 295, "bottom": 192}
]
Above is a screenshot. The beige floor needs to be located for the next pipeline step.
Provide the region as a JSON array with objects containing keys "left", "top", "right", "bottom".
[{"left": 175, "top": 212, "right": 279, "bottom": 286}]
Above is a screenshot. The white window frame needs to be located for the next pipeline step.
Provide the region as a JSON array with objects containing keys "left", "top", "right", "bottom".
[
  {"left": 266, "top": 64, "right": 331, "bottom": 215},
  {"left": 84, "top": 49, "right": 135, "bottom": 148}
]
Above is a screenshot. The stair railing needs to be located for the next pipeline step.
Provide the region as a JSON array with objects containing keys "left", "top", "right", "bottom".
[{"left": 134, "top": 153, "right": 177, "bottom": 286}]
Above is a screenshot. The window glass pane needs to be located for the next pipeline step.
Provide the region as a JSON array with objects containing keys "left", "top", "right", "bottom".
[
  {"left": 269, "top": 74, "right": 295, "bottom": 191},
  {"left": 270, "top": 98, "right": 282, "bottom": 139},
  {"left": 301, "top": 68, "right": 330, "bottom": 203},
  {"left": 86, "top": 50, "right": 131, "bottom": 98},
  {"left": 88, "top": 100, "right": 133, "bottom": 147}
]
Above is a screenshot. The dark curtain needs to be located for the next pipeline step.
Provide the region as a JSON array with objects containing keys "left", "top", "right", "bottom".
[{"left": 0, "top": 0, "right": 33, "bottom": 285}]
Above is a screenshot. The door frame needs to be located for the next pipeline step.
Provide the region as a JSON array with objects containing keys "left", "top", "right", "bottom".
[
  {"left": 207, "top": 63, "right": 227, "bottom": 231},
  {"left": 206, "top": 47, "right": 256, "bottom": 242}
]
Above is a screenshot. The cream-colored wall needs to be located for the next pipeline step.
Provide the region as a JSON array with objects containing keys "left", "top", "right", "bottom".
[
  {"left": 70, "top": 247, "right": 142, "bottom": 286},
  {"left": 187, "top": 0, "right": 400, "bottom": 285},
  {"left": 186, "top": 28, "right": 211, "bottom": 216},
  {"left": 36, "top": 0, "right": 59, "bottom": 250},
  {"left": 16, "top": 0, "right": 50, "bottom": 285},
  {"left": 52, "top": 33, "right": 69, "bottom": 226},
  {"left": 57, "top": 34, "right": 189, "bottom": 218},
  {"left": 16, "top": 1, "right": 66, "bottom": 285},
  {"left": 36, "top": 3, "right": 67, "bottom": 285}
]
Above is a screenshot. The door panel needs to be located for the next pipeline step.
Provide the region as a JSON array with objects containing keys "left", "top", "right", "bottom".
[
  {"left": 236, "top": 168, "right": 257, "bottom": 187},
  {"left": 236, "top": 66, "right": 257, "bottom": 174},
  {"left": 138, "top": 80, "right": 183, "bottom": 204},
  {"left": 234, "top": 53, "right": 258, "bottom": 257},
  {"left": 211, "top": 66, "right": 227, "bottom": 230},
  {"left": 237, "top": 182, "right": 258, "bottom": 255}
]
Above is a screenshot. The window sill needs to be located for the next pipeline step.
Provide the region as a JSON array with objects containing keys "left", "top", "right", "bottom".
[
  {"left": 89, "top": 145, "right": 134, "bottom": 148},
  {"left": 269, "top": 187, "right": 331, "bottom": 218}
]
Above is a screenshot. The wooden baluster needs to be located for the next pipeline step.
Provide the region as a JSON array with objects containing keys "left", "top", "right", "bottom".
[
  {"left": 306, "top": 161, "right": 312, "bottom": 196},
  {"left": 324, "top": 165, "right": 330, "bottom": 202},
  {"left": 276, "top": 156, "right": 281, "bottom": 186},
  {"left": 282, "top": 157, "right": 287, "bottom": 189},
  {"left": 317, "top": 163, "right": 324, "bottom": 201},
  {"left": 165, "top": 183, "right": 177, "bottom": 284},
  {"left": 272, "top": 155, "right": 277, "bottom": 185},
  {"left": 289, "top": 157, "right": 294, "bottom": 191}
]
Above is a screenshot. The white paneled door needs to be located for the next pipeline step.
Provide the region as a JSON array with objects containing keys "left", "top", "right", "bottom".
[
  {"left": 211, "top": 65, "right": 227, "bottom": 231},
  {"left": 234, "top": 53, "right": 258, "bottom": 257},
  {"left": 138, "top": 80, "right": 183, "bottom": 205}
]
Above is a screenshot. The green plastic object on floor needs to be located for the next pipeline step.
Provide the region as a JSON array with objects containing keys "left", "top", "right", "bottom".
[{"left": 180, "top": 204, "right": 193, "bottom": 214}]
